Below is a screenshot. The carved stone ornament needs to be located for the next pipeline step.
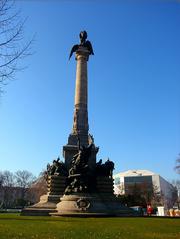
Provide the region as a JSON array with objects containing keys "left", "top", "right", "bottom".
[{"left": 76, "top": 198, "right": 90, "bottom": 211}]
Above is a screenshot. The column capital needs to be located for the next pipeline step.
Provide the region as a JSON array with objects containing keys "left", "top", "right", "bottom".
[{"left": 75, "top": 46, "right": 90, "bottom": 61}]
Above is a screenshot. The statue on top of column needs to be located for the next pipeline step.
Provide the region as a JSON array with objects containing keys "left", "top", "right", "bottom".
[{"left": 69, "top": 31, "right": 94, "bottom": 60}]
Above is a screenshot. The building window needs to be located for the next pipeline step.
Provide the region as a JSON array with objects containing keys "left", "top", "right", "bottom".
[{"left": 125, "top": 176, "right": 152, "bottom": 184}]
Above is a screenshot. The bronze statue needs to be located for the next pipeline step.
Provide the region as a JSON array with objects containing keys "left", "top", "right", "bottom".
[
  {"left": 69, "top": 31, "right": 94, "bottom": 60},
  {"left": 69, "top": 139, "right": 93, "bottom": 176},
  {"left": 96, "top": 158, "right": 115, "bottom": 178},
  {"left": 64, "top": 137, "right": 94, "bottom": 194},
  {"left": 46, "top": 157, "right": 67, "bottom": 177}
]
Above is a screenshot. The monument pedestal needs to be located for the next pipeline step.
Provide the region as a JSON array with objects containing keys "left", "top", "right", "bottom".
[
  {"left": 20, "top": 194, "right": 59, "bottom": 216},
  {"left": 51, "top": 175, "right": 136, "bottom": 217},
  {"left": 21, "top": 175, "right": 66, "bottom": 216},
  {"left": 52, "top": 193, "right": 109, "bottom": 217},
  {"left": 51, "top": 193, "right": 136, "bottom": 217}
]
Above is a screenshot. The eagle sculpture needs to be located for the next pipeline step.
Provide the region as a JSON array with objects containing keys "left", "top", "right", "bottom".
[{"left": 69, "top": 31, "right": 94, "bottom": 60}]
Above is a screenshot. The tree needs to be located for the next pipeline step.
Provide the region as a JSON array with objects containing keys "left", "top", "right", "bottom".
[
  {"left": 0, "top": 170, "right": 15, "bottom": 208},
  {"left": 15, "top": 170, "right": 36, "bottom": 188},
  {"left": 0, "top": 171, "right": 4, "bottom": 187},
  {"left": 1, "top": 170, "right": 14, "bottom": 187},
  {"left": 0, "top": 170, "right": 37, "bottom": 208},
  {"left": 27, "top": 171, "right": 47, "bottom": 204},
  {"left": 0, "top": 0, "right": 32, "bottom": 94},
  {"left": 175, "top": 155, "right": 180, "bottom": 174},
  {"left": 0, "top": 171, "right": 4, "bottom": 207},
  {"left": 117, "top": 182, "right": 163, "bottom": 208},
  {"left": 14, "top": 170, "right": 36, "bottom": 204},
  {"left": 172, "top": 179, "right": 180, "bottom": 208}
]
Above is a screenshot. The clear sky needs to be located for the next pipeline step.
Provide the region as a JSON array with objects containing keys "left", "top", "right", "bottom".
[{"left": 0, "top": 0, "right": 180, "bottom": 182}]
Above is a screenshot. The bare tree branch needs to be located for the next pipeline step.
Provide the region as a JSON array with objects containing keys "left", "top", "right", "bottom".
[
  {"left": 175, "top": 155, "right": 180, "bottom": 175},
  {"left": 0, "top": 0, "right": 33, "bottom": 94}
]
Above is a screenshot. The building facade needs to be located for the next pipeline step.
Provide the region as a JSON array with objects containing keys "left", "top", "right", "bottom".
[{"left": 114, "top": 170, "right": 177, "bottom": 208}]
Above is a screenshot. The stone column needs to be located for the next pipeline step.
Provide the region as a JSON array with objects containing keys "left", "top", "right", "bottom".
[
  {"left": 66, "top": 46, "right": 90, "bottom": 147},
  {"left": 63, "top": 47, "right": 91, "bottom": 169},
  {"left": 72, "top": 47, "right": 89, "bottom": 143}
]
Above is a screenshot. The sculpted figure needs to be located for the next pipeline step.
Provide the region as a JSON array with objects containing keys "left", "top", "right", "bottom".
[
  {"left": 96, "top": 158, "right": 115, "bottom": 178},
  {"left": 97, "top": 159, "right": 102, "bottom": 166},
  {"left": 64, "top": 137, "right": 94, "bottom": 194},
  {"left": 89, "top": 134, "right": 94, "bottom": 144},
  {"left": 54, "top": 159, "right": 68, "bottom": 176},
  {"left": 69, "top": 31, "right": 94, "bottom": 59},
  {"left": 69, "top": 139, "right": 93, "bottom": 176},
  {"left": 104, "top": 159, "right": 115, "bottom": 178},
  {"left": 46, "top": 158, "right": 67, "bottom": 177},
  {"left": 65, "top": 178, "right": 87, "bottom": 195}
]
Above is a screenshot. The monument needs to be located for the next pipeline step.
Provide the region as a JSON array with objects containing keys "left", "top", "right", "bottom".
[{"left": 21, "top": 31, "right": 136, "bottom": 216}]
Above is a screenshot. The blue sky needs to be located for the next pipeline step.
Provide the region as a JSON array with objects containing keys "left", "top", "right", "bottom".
[{"left": 0, "top": 0, "right": 180, "bottom": 182}]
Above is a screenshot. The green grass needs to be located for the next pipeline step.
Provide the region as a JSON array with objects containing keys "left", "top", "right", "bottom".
[{"left": 0, "top": 214, "right": 179, "bottom": 239}]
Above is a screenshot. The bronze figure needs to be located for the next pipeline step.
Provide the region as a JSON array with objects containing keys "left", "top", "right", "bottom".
[{"left": 69, "top": 31, "right": 94, "bottom": 60}]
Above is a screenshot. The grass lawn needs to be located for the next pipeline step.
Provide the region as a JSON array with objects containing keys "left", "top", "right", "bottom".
[{"left": 0, "top": 214, "right": 179, "bottom": 239}]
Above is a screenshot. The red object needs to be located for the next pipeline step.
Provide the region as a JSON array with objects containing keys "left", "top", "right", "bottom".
[{"left": 147, "top": 205, "right": 153, "bottom": 215}]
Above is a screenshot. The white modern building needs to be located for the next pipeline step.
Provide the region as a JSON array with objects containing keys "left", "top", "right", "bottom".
[{"left": 114, "top": 170, "right": 177, "bottom": 208}]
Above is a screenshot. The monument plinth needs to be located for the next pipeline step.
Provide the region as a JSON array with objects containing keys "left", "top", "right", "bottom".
[{"left": 22, "top": 31, "right": 137, "bottom": 217}]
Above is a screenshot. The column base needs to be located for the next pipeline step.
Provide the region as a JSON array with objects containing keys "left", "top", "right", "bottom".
[
  {"left": 20, "top": 194, "right": 61, "bottom": 216},
  {"left": 51, "top": 193, "right": 138, "bottom": 217}
]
